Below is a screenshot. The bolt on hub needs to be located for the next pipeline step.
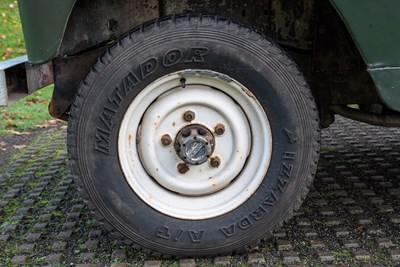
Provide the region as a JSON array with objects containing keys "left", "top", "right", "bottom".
[
  {"left": 174, "top": 124, "right": 215, "bottom": 166},
  {"left": 183, "top": 110, "right": 195, "bottom": 122}
]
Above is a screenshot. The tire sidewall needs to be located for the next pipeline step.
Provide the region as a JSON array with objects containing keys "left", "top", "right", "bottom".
[{"left": 72, "top": 23, "right": 314, "bottom": 255}]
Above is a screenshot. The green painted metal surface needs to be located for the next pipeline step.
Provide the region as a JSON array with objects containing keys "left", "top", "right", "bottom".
[
  {"left": 16, "top": 0, "right": 400, "bottom": 111},
  {"left": 18, "top": 0, "right": 76, "bottom": 64},
  {"left": 369, "top": 68, "right": 400, "bottom": 112},
  {"left": 331, "top": 0, "right": 400, "bottom": 111}
]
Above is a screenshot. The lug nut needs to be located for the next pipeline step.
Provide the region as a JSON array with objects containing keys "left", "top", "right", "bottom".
[
  {"left": 177, "top": 163, "right": 190, "bottom": 174},
  {"left": 183, "top": 110, "right": 195, "bottom": 122},
  {"left": 182, "top": 128, "right": 191, "bottom": 137},
  {"left": 215, "top": 123, "right": 225, "bottom": 135},
  {"left": 210, "top": 156, "right": 221, "bottom": 168},
  {"left": 161, "top": 134, "right": 172, "bottom": 146},
  {"left": 197, "top": 128, "right": 206, "bottom": 136}
]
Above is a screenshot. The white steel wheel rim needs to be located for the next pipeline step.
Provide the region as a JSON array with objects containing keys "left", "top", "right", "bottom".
[{"left": 118, "top": 70, "right": 272, "bottom": 220}]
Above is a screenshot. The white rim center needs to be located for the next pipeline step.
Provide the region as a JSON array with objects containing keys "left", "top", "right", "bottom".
[{"left": 118, "top": 70, "right": 272, "bottom": 219}]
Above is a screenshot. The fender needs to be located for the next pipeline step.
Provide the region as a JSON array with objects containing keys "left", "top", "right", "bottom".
[
  {"left": 18, "top": 0, "right": 76, "bottom": 64},
  {"left": 330, "top": 0, "right": 400, "bottom": 111}
]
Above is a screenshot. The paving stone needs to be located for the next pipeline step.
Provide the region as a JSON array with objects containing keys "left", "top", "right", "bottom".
[
  {"left": 19, "top": 243, "right": 35, "bottom": 252},
  {"left": 277, "top": 239, "right": 292, "bottom": 251},
  {"left": 376, "top": 237, "right": 393, "bottom": 248},
  {"left": 11, "top": 255, "right": 28, "bottom": 265},
  {"left": 391, "top": 215, "right": 400, "bottom": 224},
  {"left": 28, "top": 192, "right": 41, "bottom": 198},
  {"left": 45, "top": 205, "right": 58, "bottom": 211},
  {"left": 273, "top": 230, "right": 286, "bottom": 238},
  {"left": 319, "top": 207, "right": 335, "bottom": 216},
  {"left": 302, "top": 228, "right": 318, "bottom": 237},
  {"left": 111, "top": 264, "right": 127, "bottom": 267},
  {"left": 52, "top": 241, "right": 67, "bottom": 251},
  {"left": 369, "top": 197, "right": 384, "bottom": 205},
  {"left": 111, "top": 249, "right": 126, "bottom": 260},
  {"left": 15, "top": 207, "right": 30, "bottom": 215},
  {"left": 361, "top": 190, "right": 376, "bottom": 197},
  {"left": 379, "top": 181, "right": 393, "bottom": 188},
  {"left": 353, "top": 182, "right": 367, "bottom": 188},
  {"left": 317, "top": 251, "right": 334, "bottom": 262},
  {"left": 3, "top": 193, "right": 16, "bottom": 199},
  {"left": 248, "top": 253, "right": 266, "bottom": 264},
  {"left": 325, "top": 217, "right": 342, "bottom": 226},
  {"left": 57, "top": 230, "right": 73, "bottom": 239},
  {"left": 79, "top": 252, "right": 95, "bottom": 262},
  {"left": 367, "top": 227, "right": 384, "bottom": 235},
  {"left": 313, "top": 198, "right": 327, "bottom": 206},
  {"left": 387, "top": 249, "right": 400, "bottom": 261},
  {"left": 39, "top": 214, "right": 52, "bottom": 221},
  {"left": 179, "top": 258, "right": 196, "bottom": 267},
  {"left": 335, "top": 228, "right": 349, "bottom": 237},
  {"left": 55, "top": 191, "right": 66, "bottom": 197},
  {"left": 340, "top": 197, "right": 355, "bottom": 205},
  {"left": 310, "top": 240, "right": 325, "bottom": 249},
  {"left": 213, "top": 256, "right": 230, "bottom": 265},
  {"left": 353, "top": 249, "right": 370, "bottom": 260},
  {"left": 343, "top": 239, "right": 359, "bottom": 248},
  {"left": 58, "top": 186, "right": 69, "bottom": 192},
  {"left": 347, "top": 206, "right": 364, "bottom": 214},
  {"left": 296, "top": 217, "right": 311, "bottom": 226},
  {"left": 50, "top": 197, "right": 62, "bottom": 205},
  {"left": 46, "top": 253, "right": 64, "bottom": 263},
  {"left": 23, "top": 199, "right": 35, "bottom": 206},
  {"left": 0, "top": 234, "right": 10, "bottom": 242},
  {"left": 144, "top": 260, "right": 162, "bottom": 267},
  {"left": 388, "top": 189, "right": 400, "bottom": 196},
  {"left": 33, "top": 222, "right": 48, "bottom": 230},
  {"left": 358, "top": 217, "right": 373, "bottom": 225},
  {"left": 379, "top": 205, "right": 394, "bottom": 213},
  {"left": 72, "top": 204, "right": 85, "bottom": 210},
  {"left": 84, "top": 239, "right": 99, "bottom": 249},
  {"left": 13, "top": 183, "right": 25, "bottom": 189},
  {"left": 67, "top": 212, "right": 81, "bottom": 219},
  {"left": 334, "top": 190, "right": 348, "bottom": 197},
  {"left": 62, "top": 221, "right": 76, "bottom": 230},
  {"left": 26, "top": 232, "right": 41, "bottom": 242},
  {"left": 4, "top": 224, "right": 18, "bottom": 232},
  {"left": 88, "top": 229, "right": 102, "bottom": 238},
  {"left": 281, "top": 251, "right": 300, "bottom": 264},
  {"left": 10, "top": 215, "right": 23, "bottom": 221}
]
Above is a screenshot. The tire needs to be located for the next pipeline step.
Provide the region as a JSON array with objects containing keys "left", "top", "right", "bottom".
[{"left": 68, "top": 14, "right": 320, "bottom": 257}]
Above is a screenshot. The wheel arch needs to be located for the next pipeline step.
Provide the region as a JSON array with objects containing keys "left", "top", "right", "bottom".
[{"left": 47, "top": 0, "right": 387, "bottom": 128}]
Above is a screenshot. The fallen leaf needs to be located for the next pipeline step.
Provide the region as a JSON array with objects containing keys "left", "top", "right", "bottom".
[
  {"left": 12, "top": 144, "right": 27, "bottom": 150},
  {"left": 5, "top": 130, "right": 32, "bottom": 135},
  {"left": 0, "top": 141, "right": 7, "bottom": 146}
]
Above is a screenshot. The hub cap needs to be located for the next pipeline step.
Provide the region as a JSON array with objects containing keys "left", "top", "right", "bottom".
[
  {"left": 175, "top": 124, "right": 215, "bottom": 165},
  {"left": 118, "top": 70, "right": 272, "bottom": 219}
]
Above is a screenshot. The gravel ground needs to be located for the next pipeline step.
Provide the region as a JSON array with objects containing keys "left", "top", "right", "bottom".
[{"left": 0, "top": 116, "right": 400, "bottom": 266}]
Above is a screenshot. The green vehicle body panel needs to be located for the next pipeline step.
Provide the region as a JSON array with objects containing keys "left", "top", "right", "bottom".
[
  {"left": 17, "top": 0, "right": 400, "bottom": 111},
  {"left": 330, "top": 0, "right": 400, "bottom": 112},
  {"left": 18, "top": 0, "right": 76, "bottom": 64}
]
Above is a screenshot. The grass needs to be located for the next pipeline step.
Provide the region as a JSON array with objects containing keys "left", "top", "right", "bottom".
[
  {"left": 0, "top": 0, "right": 25, "bottom": 60},
  {"left": 0, "top": 0, "right": 56, "bottom": 136},
  {"left": 0, "top": 86, "right": 55, "bottom": 135}
]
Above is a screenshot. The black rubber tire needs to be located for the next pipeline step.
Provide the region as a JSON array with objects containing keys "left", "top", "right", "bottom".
[{"left": 68, "top": 14, "right": 320, "bottom": 257}]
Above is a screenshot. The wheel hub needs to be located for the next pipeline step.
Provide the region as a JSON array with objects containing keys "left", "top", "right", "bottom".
[
  {"left": 118, "top": 70, "right": 272, "bottom": 219},
  {"left": 174, "top": 124, "right": 215, "bottom": 165}
]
